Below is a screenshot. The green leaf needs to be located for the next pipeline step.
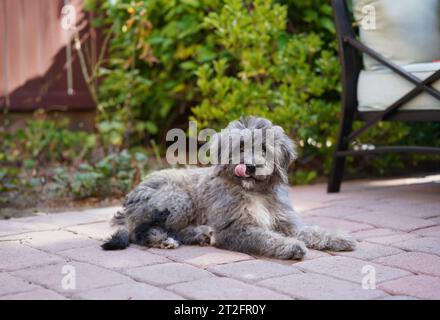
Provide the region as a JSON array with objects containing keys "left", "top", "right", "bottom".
[
  {"left": 83, "top": 0, "right": 97, "bottom": 12},
  {"left": 145, "top": 121, "right": 158, "bottom": 134},
  {"left": 23, "top": 159, "right": 36, "bottom": 169},
  {"left": 319, "top": 17, "right": 335, "bottom": 33}
]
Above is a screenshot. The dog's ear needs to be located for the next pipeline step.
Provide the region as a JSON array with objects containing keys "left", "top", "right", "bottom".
[
  {"left": 274, "top": 126, "right": 296, "bottom": 183},
  {"left": 280, "top": 135, "right": 296, "bottom": 167}
]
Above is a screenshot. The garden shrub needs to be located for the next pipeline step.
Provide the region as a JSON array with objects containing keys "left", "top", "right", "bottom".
[
  {"left": 51, "top": 150, "right": 149, "bottom": 199},
  {"left": 0, "top": 114, "right": 149, "bottom": 207},
  {"left": 2, "top": 0, "right": 438, "bottom": 211},
  {"left": 191, "top": 0, "right": 342, "bottom": 181},
  {"left": 86, "top": 0, "right": 341, "bottom": 181},
  {"left": 193, "top": 0, "right": 440, "bottom": 179},
  {"left": 86, "top": 0, "right": 439, "bottom": 184},
  {"left": 85, "top": 0, "right": 222, "bottom": 146}
]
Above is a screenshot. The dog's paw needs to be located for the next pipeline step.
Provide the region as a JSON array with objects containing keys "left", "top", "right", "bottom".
[
  {"left": 278, "top": 240, "right": 308, "bottom": 260},
  {"left": 327, "top": 233, "right": 357, "bottom": 251},
  {"left": 160, "top": 237, "right": 180, "bottom": 249},
  {"left": 194, "top": 225, "right": 215, "bottom": 246}
]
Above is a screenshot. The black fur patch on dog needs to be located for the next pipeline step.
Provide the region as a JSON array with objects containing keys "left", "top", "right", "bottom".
[
  {"left": 101, "top": 229, "right": 129, "bottom": 250},
  {"left": 150, "top": 208, "right": 170, "bottom": 225}
]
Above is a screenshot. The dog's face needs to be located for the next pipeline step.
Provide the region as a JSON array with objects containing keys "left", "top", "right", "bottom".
[{"left": 210, "top": 117, "right": 296, "bottom": 190}]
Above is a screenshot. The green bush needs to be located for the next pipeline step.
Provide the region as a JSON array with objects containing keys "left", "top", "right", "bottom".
[
  {"left": 1, "top": 113, "right": 97, "bottom": 166},
  {"left": 192, "top": 0, "right": 342, "bottom": 180},
  {"left": 0, "top": 115, "right": 149, "bottom": 206},
  {"left": 87, "top": 0, "right": 344, "bottom": 180},
  {"left": 51, "top": 150, "right": 149, "bottom": 199},
  {"left": 86, "top": 0, "right": 222, "bottom": 146},
  {"left": 78, "top": 0, "right": 440, "bottom": 183}
]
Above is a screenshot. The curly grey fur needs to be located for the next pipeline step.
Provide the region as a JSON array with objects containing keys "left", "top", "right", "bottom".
[{"left": 102, "top": 116, "right": 356, "bottom": 259}]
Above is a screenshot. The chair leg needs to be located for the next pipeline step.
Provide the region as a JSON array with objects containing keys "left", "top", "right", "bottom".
[
  {"left": 327, "top": 153, "right": 346, "bottom": 193},
  {"left": 327, "top": 101, "right": 355, "bottom": 193}
]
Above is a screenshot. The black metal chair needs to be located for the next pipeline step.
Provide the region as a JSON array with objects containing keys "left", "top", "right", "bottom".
[{"left": 327, "top": 0, "right": 440, "bottom": 193}]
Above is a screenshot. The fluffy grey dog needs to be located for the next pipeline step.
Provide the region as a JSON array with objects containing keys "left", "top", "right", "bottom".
[{"left": 102, "top": 116, "right": 356, "bottom": 259}]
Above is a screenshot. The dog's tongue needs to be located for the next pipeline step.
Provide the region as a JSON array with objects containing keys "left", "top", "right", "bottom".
[{"left": 234, "top": 164, "right": 249, "bottom": 178}]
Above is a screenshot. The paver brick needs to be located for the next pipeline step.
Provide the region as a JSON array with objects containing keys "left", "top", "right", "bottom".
[
  {"left": 393, "top": 237, "right": 440, "bottom": 256},
  {"left": 429, "top": 216, "right": 440, "bottom": 224},
  {"left": 207, "top": 260, "right": 300, "bottom": 282},
  {"left": 301, "top": 216, "right": 373, "bottom": 233},
  {"left": 413, "top": 225, "right": 440, "bottom": 238},
  {"left": 304, "top": 206, "right": 371, "bottom": 219},
  {"left": 256, "top": 249, "right": 330, "bottom": 266},
  {"left": 350, "top": 228, "right": 399, "bottom": 240},
  {"left": 346, "top": 212, "right": 435, "bottom": 232},
  {"left": 368, "top": 202, "right": 440, "bottom": 219},
  {"left": 0, "top": 273, "right": 39, "bottom": 296},
  {"left": 0, "top": 221, "right": 32, "bottom": 237},
  {"left": 74, "top": 282, "right": 183, "bottom": 300},
  {"left": 335, "top": 241, "right": 403, "bottom": 260},
  {"left": 365, "top": 233, "right": 419, "bottom": 245},
  {"left": 12, "top": 262, "right": 131, "bottom": 295},
  {"left": 259, "top": 273, "right": 387, "bottom": 300},
  {"left": 2, "top": 230, "right": 99, "bottom": 253},
  {"left": 125, "top": 263, "right": 213, "bottom": 286},
  {"left": 0, "top": 218, "right": 56, "bottom": 233},
  {"left": 82, "top": 206, "right": 122, "bottom": 220},
  {"left": 169, "top": 277, "right": 291, "bottom": 300},
  {"left": 60, "top": 245, "right": 169, "bottom": 270},
  {"left": 375, "top": 252, "right": 440, "bottom": 277},
  {"left": 303, "top": 249, "right": 332, "bottom": 260},
  {"left": 379, "top": 295, "right": 418, "bottom": 300},
  {"left": 351, "top": 228, "right": 400, "bottom": 240},
  {"left": 0, "top": 288, "right": 67, "bottom": 300},
  {"left": 66, "top": 222, "right": 117, "bottom": 241},
  {"left": 7, "top": 211, "right": 106, "bottom": 229},
  {"left": 288, "top": 185, "right": 351, "bottom": 203},
  {"left": 0, "top": 243, "right": 64, "bottom": 271},
  {"left": 294, "top": 256, "right": 411, "bottom": 284},
  {"left": 148, "top": 246, "right": 253, "bottom": 268},
  {"left": 379, "top": 275, "right": 440, "bottom": 300},
  {"left": 293, "top": 201, "right": 331, "bottom": 214},
  {"left": 326, "top": 196, "right": 388, "bottom": 209}
]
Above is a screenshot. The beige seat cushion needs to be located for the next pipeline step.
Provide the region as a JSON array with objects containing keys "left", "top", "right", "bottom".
[
  {"left": 353, "top": 0, "right": 440, "bottom": 71},
  {"left": 357, "top": 62, "right": 440, "bottom": 111}
]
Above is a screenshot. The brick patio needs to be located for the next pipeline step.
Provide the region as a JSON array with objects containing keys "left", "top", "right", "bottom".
[{"left": 0, "top": 175, "right": 439, "bottom": 300}]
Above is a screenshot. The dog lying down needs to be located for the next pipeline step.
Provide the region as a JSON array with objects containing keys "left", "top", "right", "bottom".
[{"left": 102, "top": 116, "right": 356, "bottom": 259}]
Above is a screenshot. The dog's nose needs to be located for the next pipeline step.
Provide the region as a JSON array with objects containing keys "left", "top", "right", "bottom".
[{"left": 245, "top": 164, "right": 256, "bottom": 175}]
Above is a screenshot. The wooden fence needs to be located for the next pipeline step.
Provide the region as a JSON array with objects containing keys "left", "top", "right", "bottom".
[{"left": 0, "top": 0, "right": 96, "bottom": 112}]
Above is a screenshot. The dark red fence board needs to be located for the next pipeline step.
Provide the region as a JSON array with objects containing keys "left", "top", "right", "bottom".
[{"left": 0, "top": 0, "right": 96, "bottom": 111}]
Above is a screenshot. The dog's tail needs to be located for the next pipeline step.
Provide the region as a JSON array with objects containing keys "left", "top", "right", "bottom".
[{"left": 101, "top": 226, "right": 130, "bottom": 250}]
